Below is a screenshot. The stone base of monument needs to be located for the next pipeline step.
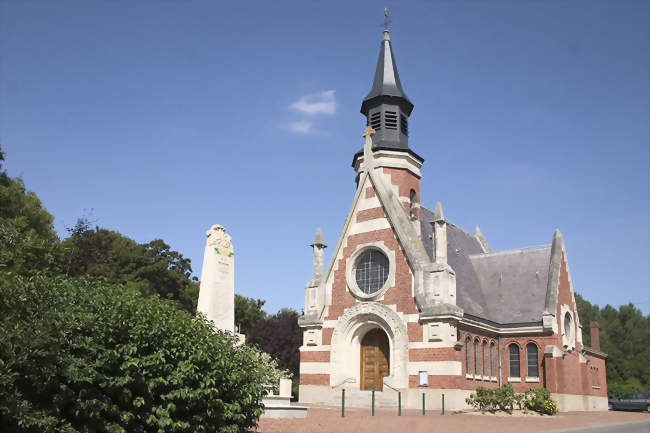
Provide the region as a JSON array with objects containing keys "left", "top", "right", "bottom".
[{"left": 260, "top": 379, "right": 308, "bottom": 419}]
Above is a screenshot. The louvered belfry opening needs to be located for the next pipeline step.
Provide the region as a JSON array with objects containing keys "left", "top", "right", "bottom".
[
  {"left": 384, "top": 111, "right": 398, "bottom": 130},
  {"left": 369, "top": 110, "right": 382, "bottom": 131},
  {"left": 400, "top": 114, "right": 408, "bottom": 136},
  {"left": 365, "top": 103, "right": 410, "bottom": 150}
]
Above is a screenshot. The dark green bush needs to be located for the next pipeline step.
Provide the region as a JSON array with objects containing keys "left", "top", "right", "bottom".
[{"left": 0, "top": 273, "right": 286, "bottom": 432}]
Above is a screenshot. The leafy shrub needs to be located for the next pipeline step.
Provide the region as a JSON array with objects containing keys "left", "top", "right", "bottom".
[
  {"left": 493, "top": 383, "right": 516, "bottom": 412},
  {"left": 0, "top": 272, "right": 287, "bottom": 433},
  {"left": 513, "top": 392, "right": 526, "bottom": 410},
  {"left": 465, "top": 387, "right": 496, "bottom": 412},
  {"left": 524, "top": 387, "right": 559, "bottom": 415},
  {"left": 465, "top": 384, "right": 557, "bottom": 415}
]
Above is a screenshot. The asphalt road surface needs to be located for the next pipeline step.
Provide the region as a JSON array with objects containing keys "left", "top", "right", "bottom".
[{"left": 551, "top": 421, "right": 650, "bottom": 433}]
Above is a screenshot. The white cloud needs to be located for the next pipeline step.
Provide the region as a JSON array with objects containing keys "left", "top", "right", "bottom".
[
  {"left": 289, "top": 120, "right": 313, "bottom": 133},
  {"left": 290, "top": 90, "right": 336, "bottom": 115}
]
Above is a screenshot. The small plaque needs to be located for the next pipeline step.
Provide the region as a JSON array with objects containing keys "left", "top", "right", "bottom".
[{"left": 419, "top": 371, "right": 428, "bottom": 387}]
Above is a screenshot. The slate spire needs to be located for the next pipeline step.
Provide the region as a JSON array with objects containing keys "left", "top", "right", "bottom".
[{"left": 360, "top": 29, "right": 414, "bottom": 151}]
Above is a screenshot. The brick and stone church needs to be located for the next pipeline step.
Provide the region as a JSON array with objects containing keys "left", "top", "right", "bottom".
[{"left": 297, "top": 29, "right": 607, "bottom": 412}]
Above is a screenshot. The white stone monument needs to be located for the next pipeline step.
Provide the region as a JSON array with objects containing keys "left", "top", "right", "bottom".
[{"left": 197, "top": 224, "right": 243, "bottom": 343}]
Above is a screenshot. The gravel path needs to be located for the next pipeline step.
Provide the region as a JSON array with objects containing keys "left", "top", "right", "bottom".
[{"left": 255, "top": 407, "right": 649, "bottom": 433}]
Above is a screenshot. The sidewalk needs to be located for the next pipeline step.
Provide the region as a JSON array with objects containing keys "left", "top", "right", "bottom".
[{"left": 255, "top": 406, "right": 649, "bottom": 433}]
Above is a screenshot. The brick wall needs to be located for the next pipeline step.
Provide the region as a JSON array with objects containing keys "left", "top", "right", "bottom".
[
  {"left": 299, "top": 374, "right": 330, "bottom": 386},
  {"left": 300, "top": 351, "right": 331, "bottom": 362}
]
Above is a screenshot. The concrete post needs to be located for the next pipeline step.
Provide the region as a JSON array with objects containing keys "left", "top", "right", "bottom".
[
  {"left": 304, "top": 229, "right": 327, "bottom": 316},
  {"left": 310, "top": 228, "right": 326, "bottom": 283},
  {"left": 432, "top": 202, "right": 447, "bottom": 264}
]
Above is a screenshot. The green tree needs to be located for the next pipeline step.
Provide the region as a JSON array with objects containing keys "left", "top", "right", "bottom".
[
  {"left": 0, "top": 146, "right": 59, "bottom": 272},
  {"left": 0, "top": 272, "right": 286, "bottom": 433},
  {"left": 247, "top": 308, "right": 301, "bottom": 377},
  {"left": 575, "top": 293, "right": 650, "bottom": 397},
  {"left": 234, "top": 294, "right": 267, "bottom": 334},
  {"left": 247, "top": 308, "right": 302, "bottom": 401},
  {"left": 59, "top": 222, "right": 199, "bottom": 313}
]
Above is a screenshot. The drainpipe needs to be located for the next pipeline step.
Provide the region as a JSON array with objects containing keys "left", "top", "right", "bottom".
[{"left": 497, "top": 335, "right": 502, "bottom": 387}]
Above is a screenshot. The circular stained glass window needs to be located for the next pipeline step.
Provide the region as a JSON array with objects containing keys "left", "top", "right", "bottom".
[{"left": 354, "top": 249, "right": 389, "bottom": 294}]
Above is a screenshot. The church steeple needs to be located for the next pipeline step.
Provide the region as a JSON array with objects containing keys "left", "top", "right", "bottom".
[{"left": 361, "top": 29, "right": 413, "bottom": 151}]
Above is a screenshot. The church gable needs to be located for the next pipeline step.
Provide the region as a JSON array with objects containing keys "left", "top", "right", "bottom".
[
  {"left": 555, "top": 248, "right": 583, "bottom": 350},
  {"left": 323, "top": 168, "right": 421, "bottom": 321}
]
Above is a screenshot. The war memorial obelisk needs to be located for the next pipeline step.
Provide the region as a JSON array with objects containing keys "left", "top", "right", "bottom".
[{"left": 197, "top": 224, "right": 244, "bottom": 343}]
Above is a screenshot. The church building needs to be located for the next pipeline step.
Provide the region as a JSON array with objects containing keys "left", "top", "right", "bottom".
[{"left": 298, "top": 29, "right": 608, "bottom": 412}]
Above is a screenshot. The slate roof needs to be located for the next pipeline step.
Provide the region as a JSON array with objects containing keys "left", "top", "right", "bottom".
[{"left": 419, "top": 206, "right": 551, "bottom": 326}]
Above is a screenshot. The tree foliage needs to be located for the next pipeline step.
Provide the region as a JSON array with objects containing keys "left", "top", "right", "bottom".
[
  {"left": 575, "top": 293, "right": 650, "bottom": 397},
  {"left": 0, "top": 147, "right": 200, "bottom": 313},
  {"left": 0, "top": 272, "right": 286, "bottom": 433},
  {"left": 59, "top": 221, "right": 199, "bottom": 313},
  {"left": 0, "top": 149, "right": 59, "bottom": 273},
  {"left": 247, "top": 309, "right": 301, "bottom": 378},
  {"left": 234, "top": 295, "right": 266, "bottom": 334}
]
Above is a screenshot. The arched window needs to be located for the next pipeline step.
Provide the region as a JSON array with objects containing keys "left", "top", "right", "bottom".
[
  {"left": 508, "top": 344, "right": 520, "bottom": 378},
  {"left": 409, "top": 189, "right": 417, "bottom": 219},
  {"left": 526, "top": 343, "right": 539, "bottom": 378},
  {"left": 482, "top": 341, "right": 487, "bottom": 377},
  {"left": 465, "top": 338, "right": 471, "bottom": 375},
  {"left": 490, "top": 342, "right": 495, "bottom": 377},
  {"left": 563, "top": 312, "right": 572, "bottom": 337},
  {"left": 474, "top": 340, "right": 479, "bottom": 376}
]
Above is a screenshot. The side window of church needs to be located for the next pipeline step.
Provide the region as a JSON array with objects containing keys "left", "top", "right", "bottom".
[
  {"left": 482, "top": 341, "right": 487, "bottom": 377},
  {"left": 490, "top": 342, "right": 495, "bottom": 377},
  {"left": 474, "top": 340, "right": 479, "bottom": 376},
  {"left": 508, "top": 344, "right": 520, "bottom": 378},
  {"left": 465, "top": 338, "right": 471, "bottom": 375},
  {"left": 526, "top": 343, "right": 539, "bottom": 378},
  {"left": 409, "top": 189, "right": 416, "bottom": 218}
]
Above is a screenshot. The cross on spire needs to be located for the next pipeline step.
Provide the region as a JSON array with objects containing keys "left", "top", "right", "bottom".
[
  {"left": 362, "top": 125, "right": 376, "bottom": 167},
  {"left": 362, "top": 125, "right": 376, "bottom": 138},
  {"left": 383, "top": 8, "right": 392, "bottom": 30}
]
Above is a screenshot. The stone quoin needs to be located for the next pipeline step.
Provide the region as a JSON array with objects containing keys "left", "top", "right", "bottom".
[{"left": 297, "top": 28, "right": 607, "bottom": 412}]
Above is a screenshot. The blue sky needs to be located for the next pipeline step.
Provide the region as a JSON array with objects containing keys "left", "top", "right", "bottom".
[{"left": 1, "top": 0, "right": 648, "bottom": 316}]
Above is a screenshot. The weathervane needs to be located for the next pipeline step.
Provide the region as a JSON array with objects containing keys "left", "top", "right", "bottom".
[{"left": 383, "top": 8, "right": 392, "bottom": 30}]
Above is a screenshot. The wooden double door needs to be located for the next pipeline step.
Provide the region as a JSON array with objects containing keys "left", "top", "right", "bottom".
[{"left": 360, "top": 328, "right": 390, "bottom": 391}]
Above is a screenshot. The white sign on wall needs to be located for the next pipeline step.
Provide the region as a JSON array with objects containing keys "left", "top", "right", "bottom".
[{"left": 419, "top": 371, "right": 428, "bottom": 387}]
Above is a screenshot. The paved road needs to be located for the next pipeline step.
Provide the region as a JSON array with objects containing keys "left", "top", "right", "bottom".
[{"left": 550, "top": 421, "right": 650, "bottom": 433}]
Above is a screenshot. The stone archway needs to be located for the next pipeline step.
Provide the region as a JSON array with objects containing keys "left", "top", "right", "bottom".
[{"left": 330, "top": 302, "right": 408, "bottom": 389}]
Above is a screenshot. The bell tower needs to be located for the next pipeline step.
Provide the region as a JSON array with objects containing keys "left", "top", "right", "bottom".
[{"left": 360, "top": 29, "right": 413, "bottom": 151}]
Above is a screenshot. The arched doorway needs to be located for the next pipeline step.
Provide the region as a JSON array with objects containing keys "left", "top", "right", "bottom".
[{"left": 360, "top": 328, "right": 390, "bottom": 390}]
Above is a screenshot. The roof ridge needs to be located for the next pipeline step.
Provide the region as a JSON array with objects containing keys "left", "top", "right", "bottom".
[
  {"left": 420, "top": 205, "right": 478, "bottom": 240},
  {"left": 468, "top": 244, "right": 551, "bottom": 258}
]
